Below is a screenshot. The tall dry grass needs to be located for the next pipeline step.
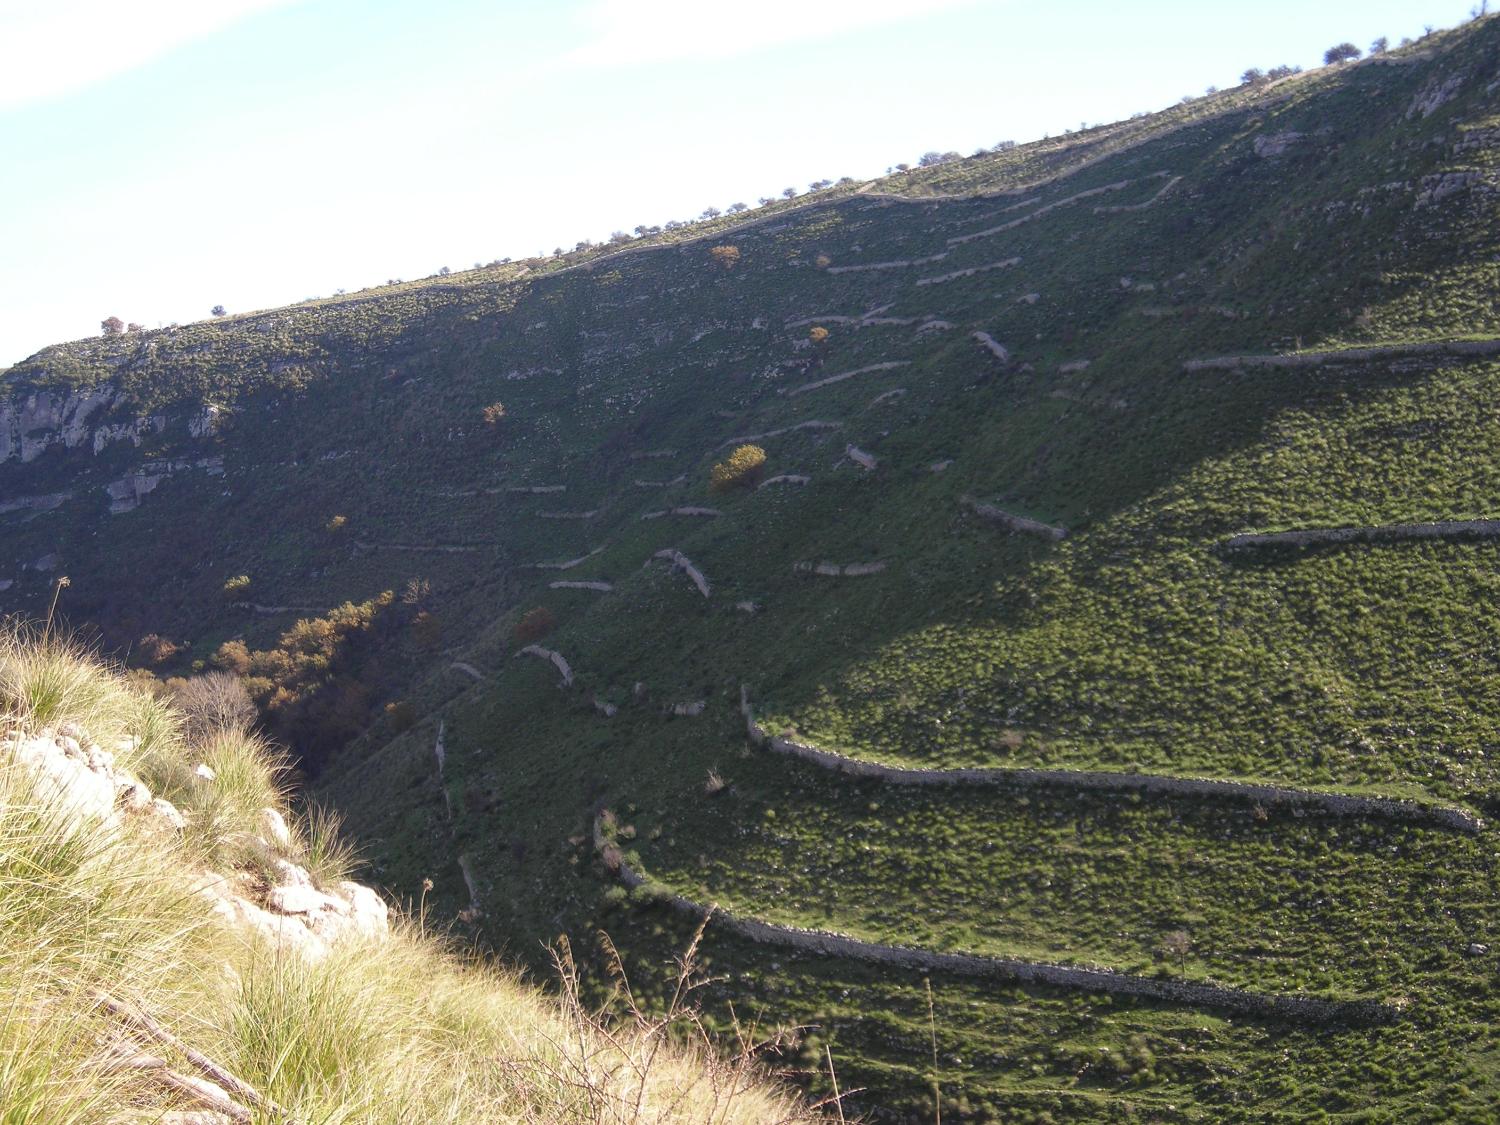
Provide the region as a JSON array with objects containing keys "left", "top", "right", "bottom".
[{"left": 0, "top": 625, "right": 827, "bottom": 1123}]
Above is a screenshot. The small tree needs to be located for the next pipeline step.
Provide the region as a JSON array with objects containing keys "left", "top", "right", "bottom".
[
  {"left": 808, "top": 325, "right": 830, "bottom": 346},
  {"left": 1162, "top": 930, "right": 1193, "bottom": 975},
  {"left": 222, "top": 574, "right": 251, "bottom": 599},
  {"left": 1240, "top": 67, "right": 1265, "bottom": 85},
  {"left": 1323, "top": 42, "right": 1361, "bottom": 64},
  {"left": 1370, "top": 35, "right": 1389, "bottom": 54},
  {"left": 101, "top": 316, "right": 124, "bottom": 336},
  {"left": 438, "top": 265, "right": 451, "bottom": 276},
  {"left": 482, "top": 401, "right": 507, "bottom": 425},
  {"left": 126, "top": 322, "right": 144, "bottom": 333},
  {"left": 514, "top": 606, "right": 557, "bottom": 645},
  {"left": 700, "top": 205, "right": 722, "bottom": 220},
  {"left": 709, "top": 444, "right": 767, "bottom": 492},
  {"left": 709, "top": 245, "right": 741, "bottom": 269},
  {"left": 325, "top": 514, "right": 349, "bottom": 534},
  {"left": 781, "top": 186, "right": 798, "bottom": 199},
  {"left": 727, "top": 201, "right": 748, "bottom": 213},
  {"left": 211, "top": 305, "right": 226, "bottom": 317}
]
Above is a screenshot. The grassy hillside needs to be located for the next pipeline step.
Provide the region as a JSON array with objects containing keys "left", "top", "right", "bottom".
[
  {"left": 0, "top": 629, "right": 816, "bottom": 1123},
  {"left": 5, "top": 18, "right": 1500, "bottom": 1121}
]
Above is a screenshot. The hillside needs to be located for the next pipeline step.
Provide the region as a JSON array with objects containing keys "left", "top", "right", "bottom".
[
  {"left": 4, "top": 19, "right": 1500, "bottom": 1121},
  {"left": 0, "top": 630, "right": 814, "bottom": 1122}
]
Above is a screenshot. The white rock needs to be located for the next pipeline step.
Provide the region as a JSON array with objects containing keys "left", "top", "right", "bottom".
[
  {"left": 335, "top": 881, "right": 390, "bottom": 940},
  {"left": 151, "top": 797, "right": 187, "bottom": 830},
  {"left": 258, "top": 807, "right": 293, "bottom": 849},
  {"left": 194, "top": 763, "right": 217, "bottom": 782}
]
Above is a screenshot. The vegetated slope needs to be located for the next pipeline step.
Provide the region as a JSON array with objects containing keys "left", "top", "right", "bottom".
[
  {"left": 0, "top": 630, "right": 812, "bottom": 1122},
  {"left": 4, "top": 19, "right": 1500, "bottom": 1122}
]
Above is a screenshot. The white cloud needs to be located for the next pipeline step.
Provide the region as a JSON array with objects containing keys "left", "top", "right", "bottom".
[
  {"left": 0, "top": 0, "right": 301, "bottom": 110},
  {"left": 562, "top": 0, "right": 986, "bottom": 68}
]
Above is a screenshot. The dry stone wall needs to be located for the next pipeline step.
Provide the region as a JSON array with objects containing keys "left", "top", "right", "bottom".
[
  {"left": 592, "top": 818, "right": 1391, "bottom": 1025},
  {"left": 1223, "top": 520, "right": 1500, "bottom": 550},
  {"left": 516, "top": 645, "right": 574, "bottom": 686},
  {"left": 648, "top": 549, "right": 711, "bottom": 597},
  {"left": 737, "top": 689, "right": 1480, "bottom": 833},
  {"left": 1182, "top": 337, "right": 1500, "bottom": 371},
  {"left": 963, "top": 496, "right": 1068, "bottom": 540},
  {"left": 787, "top": 361, "right": 911, "bottom": 398}
]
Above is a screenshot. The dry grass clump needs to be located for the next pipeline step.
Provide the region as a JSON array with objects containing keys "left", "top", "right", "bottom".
[{"left": 0, "top": 624, "right": 824, "bottom": 1123}]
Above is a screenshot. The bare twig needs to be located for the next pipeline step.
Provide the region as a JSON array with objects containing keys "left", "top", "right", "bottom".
[
  {"left": 100, "top": 1045, "right": 253, "bottom": 1123},
  {"left": 96, "top": 992, "right": 295, "bottom": 1121}
]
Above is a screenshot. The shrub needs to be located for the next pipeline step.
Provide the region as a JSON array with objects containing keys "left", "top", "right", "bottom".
[
  {"left": 223, "top": 575, "right": 252, "bottom": 598},
  {"left": 169, "top": 671, "right": 258, "bottom": 742},
  {"left": 709, "top": 245, "right": 740, "bottom": 269},
  {"left": 213, "top": 639, "right": 252, "bottom": 675},
  {"left": 100, "top": 316, "right": 124, "bottom": 336},
  {"left": 385, "top": 700, "right": 416, "bottom": 731},
  {"left": 325, "top": 514, "right": 348, "bottom": 533},
  {"left": 709, "top": 445, "right": 767, "bottom": 492},
  {"left": 514, "top": 607, "right": 557, "bottom": 645},
  {"left": 808, "top": 326, "right": 830, "bottom": 345},
  {"left": 482, "top": 401, "right": 506, "bottom": 425},
  {"left": 135, "top": 633, "right": 181, "bottom": 666},
  {"left": 1323, "top": 42, "right": 1360, "bottom": 64}
]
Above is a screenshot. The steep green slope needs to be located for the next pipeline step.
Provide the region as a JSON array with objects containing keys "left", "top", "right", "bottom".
[{"left": 5, "top": 21, "right": 1500, "bottom": 1122}]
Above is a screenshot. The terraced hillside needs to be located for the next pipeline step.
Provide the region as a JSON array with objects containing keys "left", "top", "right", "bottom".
[{"left": 5, "top": 20, "right": 1500, "bottom": 1121}]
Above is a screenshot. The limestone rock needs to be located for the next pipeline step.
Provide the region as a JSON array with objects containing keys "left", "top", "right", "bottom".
[{"left": 259, "top": 806, "right": 293, "bottom": 849}]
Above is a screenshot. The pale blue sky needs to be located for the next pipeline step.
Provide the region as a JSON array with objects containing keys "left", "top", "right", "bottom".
[{"left": 0, "top": 0, "right": 1476, "bottom": 365}]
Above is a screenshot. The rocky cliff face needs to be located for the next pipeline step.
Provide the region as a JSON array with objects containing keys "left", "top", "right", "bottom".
[{"left": 0, "top": 385, "right": 218, "bottom": 464}]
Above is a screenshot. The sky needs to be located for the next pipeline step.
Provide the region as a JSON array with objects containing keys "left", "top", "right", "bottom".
[{"left": 0, "top": 0, "right": 1479, "bottom": 365}]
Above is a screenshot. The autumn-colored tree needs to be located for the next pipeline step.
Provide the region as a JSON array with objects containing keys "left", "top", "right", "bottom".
[
  {"left": 101, "top": 316, "right": 124, "bottom": 336},
  {"left": 482, "top": 402, "right": 507, "bottom": 425},
  {"left": 135, "top": 633, "right": 181, "bottom": 666},
  {"left": 808, "top": 326, "right": 830, "bottom": 346},
  {"left": 709, "top": 245, "right": 741, "bottom": 270},
  {"left": 814, "top": 253, "right": 831, "bottom": 269},
  {"left": 222, "top": 574, "right": 252, "bottom": 599},
  {"left": 325, "top": 514, "right": 349, "bottom": 533},
  {"left": 710, "top": 444, "right": 767, "bottom": 492},
  {"left": 514, "top": 606, "right": 557, "bottom": 645},
  {"left": 126, "top": 322, "right": 144, "bottom": 333},
  {"left": 212, "top": 639, "right": 252, "bottom": 675}
]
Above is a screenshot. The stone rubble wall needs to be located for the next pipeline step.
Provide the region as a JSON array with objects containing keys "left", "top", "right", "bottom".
[
  {"left": 648, "top": 549, "right": 711, "bottom": 598},
  {"left": 962, "top": 496, "right": 1068, "bottom": 540},
  {"left": 758, "top": 474, "right": 811, "bottom": 489},
  {"left": 971, "top": 333, "right": 1010, "bottom": 362},
  {"left": 736, "top": 688, "right": 1481, "bottom": 833},
  {"left": 549, "top": 580, "right": 613, "bottom": 591},
  {"left": 531, "top": 547, "right": 605, "bottom": 571},
  {"left": 516, "top": 645, "right": 575, "bottom": 687},
  {"left": 917, "top": 257, "right": 1022, "bottom": 286},
  {"left": 1095, "top": 175, "right": 1183, "bottom": 213},
  {"left": 592, "top": 815, "right": 1392, "bottom": 1025},
  {"left": 1223, "top": 520, "right": 1500, "bottom": 550},
  {"left": 794, "top": 561, "right": 888, "bottom": 577},
  {"left": 718, "top": 420, "right": 841, "bottom": 449},
  {"left": 1182, "top": 337, "right": 1500, "bottom": 371},
  {"left": 948, "top": 180, "right": 1133, "bottom": 246},
  {"left": 787, "top": 361, "right": 911, "bottom": 398}
]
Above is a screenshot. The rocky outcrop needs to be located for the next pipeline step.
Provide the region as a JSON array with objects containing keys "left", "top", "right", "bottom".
[
  {"left": 648, "top": 549, "right": 711, "bottom": 598},
  {"left": 449, "top": 662, "right": 484, "bottom": 681},
  {"left": 786, "top": 361, "right": 911, "bottom": 398},
  {"left": 759, "top": 473, "right": 811, "bottom": 489},
  {"left": 737, "top": 689, "right": 1481, "bottom": 833},
  {"left": 594, "top": 816, "right": 1392, "bottom": 1024},
  {"left": 549, "top": 579, "right": 613, "bottom": 591},
  {"left": 0, "top": 491, "right": 73, "bottom": 516},
  {"left": 1058, "top": 359, "right": 1092, "bottom": 374},
  {"left": 516, "top": 645, "right": 574, "bottom": 686},
  {"left": 1253, "top": 132, "right": 1306, "bottom": 158},
  {"left": 106, "top": 457, "right": 225, "bottom": 515},
  {"left": 1222, "top": 519, "right": 1500, "bottom": 551},
  {"left": 845, "top": 444, "right": 877, "bottom": 471},
  {"left": 2, "top": 725, "right": 389, "bottom": 961},
  {"left": 1182, "top": 337, "right": 1500, "bottom": 371},
  {"left": 962, "top": 496, "right": 1068, "bottom": 540},
  {"left": 668, "top": 701, "right": 707, "bottom": 717},
  {"left": 1408, "top": 73, "right": 1465, "bottom": 118}
]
